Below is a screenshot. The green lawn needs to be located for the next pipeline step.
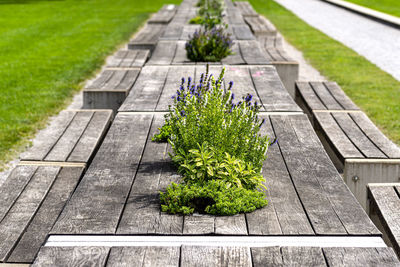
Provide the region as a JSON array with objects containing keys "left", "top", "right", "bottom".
[
  {"left": 246, "top": 0, "right": 400, "bottom": 145},
  {"left": 0, "top": 0, "right": 180, "bottom": 168},
  {"left": 344, "top": 0, "right": 400, "bottom": 18}
]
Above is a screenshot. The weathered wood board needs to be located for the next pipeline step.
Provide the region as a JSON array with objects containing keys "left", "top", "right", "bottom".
[
  {"left": 128, "top": 23, "right": 166, "bottom": 51},
  {"left": 244, "top": 16, "right": 277, "bottom": 37},
  {"left": 32, "top": 246, "right": 400, "bottom": 266},
  {"left": 0, "top": 165, "right": 84, "bottom": 263},
  {"left": 106, "top": 49, "right": 149, "bottom": 68},
  {"left": 51, "top": 113, "right": 378, "bottom": 236},
  {"left": 235, "top": 1, "right": 258, "bottom": 17},
  {"left": 119, "top": 65, "right": 301, "bottom": 113},
  {"left": 83, "top": 68, "right": 141, "bottom": 111},
  {"left": 369, "top": 184, "right": 400, "bottom": 259},
  {"left": 20, "top": 110, "right": 112, "bottom": 163},
  {"left": 148, "top": 4, "right": 177, "bottom": 24}
]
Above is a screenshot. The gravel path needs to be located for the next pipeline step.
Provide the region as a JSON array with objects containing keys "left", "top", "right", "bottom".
[{"left": 275, "top": 0, "right": 400, "bottom": 81}]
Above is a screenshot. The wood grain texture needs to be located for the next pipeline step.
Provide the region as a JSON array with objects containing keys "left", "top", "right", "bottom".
[
  {"left": 107, "top": 247, "right": 180, "bottom": 267},
  {"left": 148, "top": 5, "right": 177, "bottom": 24},
  {"left": 239, "top": 40, "right": 270, "bottom": 65},
  {"left": 289, "top": 115, "right": 380, "bottom": 235},
  {"left": 226, "top": 8, "right": 245, "bottom": 25},
  {"left": 7, "top": 167, "right": 84, "bottom": 263},
  {"left": 324, "top": 81, "right": 359, "bottom": 110},
  {"left": 106, "top": 49, "right": 150, "bottom": 68},
  {"left": 181, "top": 246, "right": 252, "bottom": 267},
  {"left": 235, "top": 1, "right": 258, "bottom": 17},
  {"left": 231, "top": 24, "right": 255, "bottom": 40},
  {"left": 323, "top": 247, "right": 400, "bottom": 266},
  {"left": 147, "top": 41, "right": 177, "bottom": 65},
  {"left": 32, "top": 247, "right": 110, "bottom": 267},
  {"left": 244, "top": 16, "right": 276, "bottom": 36},
  {"left": 51, "top": 113, "right": 152, "bottom": 234},
  {"left": 0, "top": 166, "right": 60, "bottom": 262},
  {"left": 129, "top": 23, "right": 166, "bottom": 50},
  {"left": 118, "top": 66, "right": 169, "bottom": 112},
  {"left": 295, "top": 82, "right": 326, "bottom": 111},
  {"left": 310, "top": 82, "right": 343, "bottom": 110},
  {"left": 85, "top": 69, "right": 140, "bottom": 91}
]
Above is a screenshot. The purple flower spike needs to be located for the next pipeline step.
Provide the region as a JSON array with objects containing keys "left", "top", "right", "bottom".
[{"left": 228, "top": 81, "right": 234, "bottom": 90}]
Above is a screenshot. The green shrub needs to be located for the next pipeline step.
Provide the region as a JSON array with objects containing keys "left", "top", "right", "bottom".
[
  {"left": 185, "top": 27, "right": 233, "bottom": 62},
  {"left": 156, "top": 66, "right": 269, "bottom": 215}
]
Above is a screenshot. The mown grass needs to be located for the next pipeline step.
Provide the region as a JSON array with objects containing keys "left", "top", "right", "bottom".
[
  {"left": 344, "top": 0, "right": 400, "bottom": 18},
  {"left": 246, "top": 0, "right": 400, "bottom": 145},
  {"left": 0, "top": 0, "right": 181, "bottom": 168}
]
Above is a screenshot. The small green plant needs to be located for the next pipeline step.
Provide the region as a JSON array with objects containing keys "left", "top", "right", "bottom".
[
  {"left": 191, "top": 0, "right": 224, "bottom": 30},
  {"left": 185, "top": 27, "right": 233, "bottom": 62}
]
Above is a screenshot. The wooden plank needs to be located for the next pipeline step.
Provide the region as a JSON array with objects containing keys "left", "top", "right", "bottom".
[
  {"left": 129, "top": 24, "right": 166, "bottom": 51},
  {"left": 215, "top": 215, "right": 248, "bottom": 235},
  {"left": 257, "top": 35, "right": 286, "bottom": 62},
  {"left": 44, "top": 111, "right": 94, "bottom": 162},
  {"left": 148, "top": 5, "right": 177, "bottom": 24},
  {"left": 314, "top": 112, "right": 364, "bottom": 160},
  {"left": 324, "top": 81, "right": 359, "bottom": 110},
  {"left": 271, "top": 115, "right": 348, "bottom": 235},
  {"left": 183, "top": 215, "right": 215, "bottom": 235},
  {"left": 51, "top": 113, "right": 153, "bottom": 234},
  {"left": 85, "top": 69, "right": 140, "bottom": 91},
  {"left": 161, "top": 23, "right": 184, "bottom": 40},
  {"left": 107, "top": 247, "right": 180, "bottom": 267},
  {"left": 85, "top": 69, "right": 113, "bottom": 89},
  {"left": 232, "top": 24, "right": 255, "bottom": 40},
  {"left": 350, "top": 112, "right": 400, "bottom": 158},
  {"left": 226, "top": 8, "right": 245, "bottom": 25},
  {"left": 252, "top": 247, "right": 326, "bottom": 266},
  {"left": 147, "top": 41, "right": 177, "bottom": 65},
  {"left": 323, "top": 247, "right": 400, "bottom": 266},
  {"left": 20, "top": 111, "right": 75, "bottom": 161},
  {"left": 7, "top": 167, "right": 84, "bottom": 263},
  {"left": 181, "top": 246, "right": 252, "bottom": 266},
  {"left": 235, "top": 2, "right": 258, "bottom": 17},
  {"left": 295, "top": 82, "right": 326, "bottom": 111},
  {"left": 67, "top": 110, "right": 113, "bottom": 163},
  {"left": 310, "top": 82, "right": 343, "bottom": 110},
  {"left": 106, "top": 49, "right": 149, "bottom": 68},
  {"left": 180, "top": 25, "right": 201, "bottom": 40},
  {"left": 116, "top": 115, "right": 183, "bottom": 235},
  {"left": 332, "top": 112, "right": 387, "bottom": 159},
  {"left": 289, "top": 115, "right": 380, "bottom": 235},
  {"left": 119, "top": 66, "right": 169, "bottom": 112},
  {"left": 0, "top": 165, "right": 37, "bottom": 223},
  {"left": 221, "top": 41, "right": 245, "bottom": 65},
  {"left": 244, "top": 16, "right": 276, "bottom": 36},
  {"left": 31, "top": 247, "right": 110, "bottom": 267},
  {"left": 172, "top": 41, "right": 192, "bottom": 65},
  {"left": 250, "top": 66, "right": 302, "bottom": 112},
  {"left": 115, "top": 69, "right": 141, "bottom": 90},
  {"left": 238, "top": 40, "right": 270, "bottom": 65},
  {"left": 156, "top": 66, "right": 196, "bottom": 111},
  {"left": 246, "top": 115, "right": 313, "bottom": 235},
  {"left": 369, "top": 186, "right": 400, "bottom": 256},
  {"left": 0, "top": 166, "right": 60, "bottom": 262}
]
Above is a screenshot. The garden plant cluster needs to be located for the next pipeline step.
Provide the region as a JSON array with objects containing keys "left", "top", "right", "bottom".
[
  {"left": 186, "top": 0, "right": 233, "bottom": 62},
  {"left": 153, "top": 66, "right": 270, "bottom": 215}
]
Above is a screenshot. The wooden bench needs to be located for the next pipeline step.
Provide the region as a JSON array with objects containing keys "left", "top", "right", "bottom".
[
  {"left": 368, "top": 183, "right": 400, "bottom": 259},
  {"left": 235, "top": 1, "right": 258, "bottom": 17},
  {"left": 51, "top": 112, "right": 377, "bottom": 237},
  {"left": 127, "top": 23, "right": 166, "bottom": 52},
  {"left": 225, "top": 7, "right": 246, "bottom": 25},
  {"left": 147, "top": 4, "right": 177, "bottom": 24},
  {"left": 258, "top": 35, "right": 299, "bottom": 97},
  {"left": 20, "top": 110, "right": 112, "bottom": 164},
  {"left": 105, "top": 48, "right": 149, "bottom": 68},
  {"left": 119, "top": 65, "right": 301, "bottom": 113},
  {"left": 83, "top": 68, "right": 141, "bottom": 111},
  {"left": 244, "top": 15, "right": 277, "bottom": 37},
  {"left": 147, "top": 40, "right": 270, "bottom": 66},
  {"left": 0, "top": 164, "right": 84, "bottom": 263},
  {"left": 32, "top": 245, "right": 399, "bottom": 266},
  {"left": 296, "top": 81, "right": 400, "bottom": 209}
]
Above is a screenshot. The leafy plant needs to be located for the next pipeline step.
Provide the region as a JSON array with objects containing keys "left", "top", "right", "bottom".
[
  {"left": 186, "top": 27, "right": 233, "bottom": 62},
  {"left": 155, "top": 66, "right": 270, "bottom": 215},
  {"left": 191, "top": 0, "right": 224, "bottom": 30}
]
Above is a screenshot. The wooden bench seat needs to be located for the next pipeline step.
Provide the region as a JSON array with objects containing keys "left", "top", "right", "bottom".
[
  {"left": 20, "top": 110, "right": 112, "bottom": 164},
  {"left": 51, "top": 113, "right": 377, "bottom": 236},
  {"left": 105, "top": 49, "right": 149, "bottom": 68},
  {"left": 119, "top": 65, "right": 301, "bottom": 113},
  {"left": 368, "top": 184, "right": 400, "bottom": 259},
  {"left": 0, "top": 165, "right": 84, "bottom": 263},
  {"left": 258, "top": 35, "right": 299, "bottom": 97},
  {"left": 127, "top": 23, "right": 166, "bottom": 52},
  {"left": 83, "top": 68, "right": 141, "bottom": 111},
  {"left": 147, "top": 40, "right": 270, "bottom": 66},
  {"left": 148, "top": 4, "right": 177, "bottom": 24},
  {"left": 296, "top": 81, "right": 400, "bottom": 209},
  {"left": 225, "top": 7, "right": 246, "bottom": 25},
  {"left": 32, "top": 245, "right": 399, "bottom": 266},
  {"left": 244, "top": 15, "right": 277, "bottom": 37},
  {"left": 235, "top": 1, "right": 258, "bottom": 17}
]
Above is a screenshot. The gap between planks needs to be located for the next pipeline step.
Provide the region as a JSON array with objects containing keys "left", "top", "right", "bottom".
[
  {"left": 45, "top": 235, "right": 386, "bottom": 248},
  {"left": 117, "top": 111, "right": 304, "bottom": 116},
  {"left": 313, "top": 110, "right": 363, "bottom": 113},
  {"left": 368, "top": 183, "right": 400, "bottom": 187}
]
